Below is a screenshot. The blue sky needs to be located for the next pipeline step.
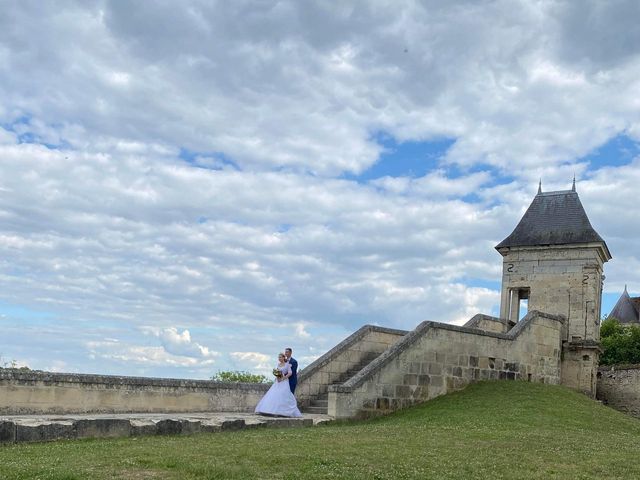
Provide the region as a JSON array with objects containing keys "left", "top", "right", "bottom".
[{"left": 1, "top": 1, "right": 639, "bottom": 378}]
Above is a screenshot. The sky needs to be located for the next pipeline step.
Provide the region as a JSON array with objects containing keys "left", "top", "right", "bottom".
[{"left": 1, "top": 0, "right": 639, "bottom": 379}]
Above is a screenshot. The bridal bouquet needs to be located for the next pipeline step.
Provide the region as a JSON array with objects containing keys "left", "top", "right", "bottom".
[{"left": 272, "top": 368, "right": 283, "bottom": 378}]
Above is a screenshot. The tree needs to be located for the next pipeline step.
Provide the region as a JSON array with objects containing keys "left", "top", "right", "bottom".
[
  {"left": 211, "top": 370, "right": 270, "bottom": 383},
  {"left": 600, "top": 317, "right": 640, "bottom": 365},
  {"left": 0, "top": 355, "right": 30, "bottom": 370}
]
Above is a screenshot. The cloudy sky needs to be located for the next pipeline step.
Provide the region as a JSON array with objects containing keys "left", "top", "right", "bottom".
[{"left": 1, "top": 0, "right": 639, "bottom": 379}]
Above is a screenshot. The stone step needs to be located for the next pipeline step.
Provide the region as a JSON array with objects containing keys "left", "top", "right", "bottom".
[
  {"left": 305, "top": 353, "right": 383, "bottom": 413},
  {"left": 302, "top": 406, "right": 327, "bottom": 415}
]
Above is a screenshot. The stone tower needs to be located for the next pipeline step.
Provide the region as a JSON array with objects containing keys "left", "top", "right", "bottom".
[{"left": 495, "top": 182, "right": 611, "bottom": 396}]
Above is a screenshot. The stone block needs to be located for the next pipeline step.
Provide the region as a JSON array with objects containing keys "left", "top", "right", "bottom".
[
  {"left": 478, "top": 357, "right": 489, "bottom": 369},
  {"left": 221, "top": 419, "right": 245, "bottom": 431},
  {"left": 243, "top": 419, "right": 267, "bottom": 430},
  {"left": 382, "top": 384, "right": 394, "bottom": 397},
  {"left": 418, "top": 375, "right": 430, "bottom": 386},
  {"left": 131, "top": 420, "right": 159, "bottom": 436},
  {"left": 429, "top": 363, "right": 442, "bottom": 375},
  {"left": 453, "top": 367, "right": 462, "bottom": 377},
  {"left": 445, "top": 354, "right": 459, "bottom": 366},
  {"left": 155, "top": 419, "right": 184, "bottom": 435},
  {"left": 412, "top": 386, "right": 427, "bottom": 399},
  {"left": 75, "top": 419, "right": 132, "bottom": 439},
  {"left": 403, "top": 374, "right": 418, "bottom": 385},
  {"left": 505, "top": 362, "right": 519, "bottom": 373},
  {"left": 469, "top": 356, "right": 478, "bottom": 367},
  {"left": 16, "top": 421, "right": 75, "bottom": 443},
  {"left": 0, "top": 421, "right": 16, "bottom": 443},
  {"left": 277, "top": 418, "right": 313, "bottom": 428},
  {"left": 362, "top": 399, "right": 375, "bottom": 409},
  {"left": 376, "top": 397, "right": 389, "bottom": 410},
  {"left": 180, "top": 420, "right": 203, "bottom": 434},
  {"left": 453, "top": 377, "right": 467, "bottom": 389},
  {"left": 430, "top": 376, "right": 443, "bottom": 387},
  {"left": 396, "top": 385, "right": 411, "bottom": 398}
]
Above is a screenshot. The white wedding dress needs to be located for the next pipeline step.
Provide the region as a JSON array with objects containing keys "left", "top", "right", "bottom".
[{"left": 254, "top": 363, "right": 302, "bottom": 417}]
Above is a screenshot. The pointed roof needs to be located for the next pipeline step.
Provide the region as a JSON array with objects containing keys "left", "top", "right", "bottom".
[
  {"left": 609, "top": 287, "right": 640, "bottom": 324},
  {"left": 496, "top": 186, "right": 611, "bottom": 259}
]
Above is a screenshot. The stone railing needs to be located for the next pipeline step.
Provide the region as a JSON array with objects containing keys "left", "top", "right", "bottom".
[
  {"left": 463, "top": 313, "right": 514, "bottom": 334},
  {"left": 0, "top": 369, "right": 269, "bottom": 415},
  {"left": 296, "top": 325, "right": 407, "bottom": 407},
  {"left": 328, "top": 311, "right": 565, "bottom": 418},
  {"left": 596, "top": 364, "right": 640, "bottom": 418}
]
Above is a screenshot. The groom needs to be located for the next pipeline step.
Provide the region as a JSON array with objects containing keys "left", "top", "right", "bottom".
[{"left": 284, "top": 347, "right": 298, "bottom": 394}]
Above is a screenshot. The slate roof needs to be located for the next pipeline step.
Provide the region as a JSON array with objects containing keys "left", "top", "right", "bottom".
[
  {"left": 496, "top": 187, "right": 610, "bottom": 257},
  {"left": 609, "top": 287, "right": 640, "bottom": 324}
]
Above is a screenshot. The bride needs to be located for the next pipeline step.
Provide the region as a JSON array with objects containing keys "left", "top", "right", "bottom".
[{"left": 255, "top": 353, "right": 302, "bottom": 417}]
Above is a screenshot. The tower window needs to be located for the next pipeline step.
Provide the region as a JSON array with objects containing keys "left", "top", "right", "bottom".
[{"left": 508, "top": 288, "right": 530, "bottom": 322}]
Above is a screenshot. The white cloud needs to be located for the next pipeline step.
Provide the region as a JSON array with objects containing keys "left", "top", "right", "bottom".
[
  {"left": 0, "top": 2, "right": 638, "bottom": 177},
  {"left": 294, "top": 323, "right": 311, "bottom": 339},
  {"left": 86, "top": 340, "right": 217, "bottom": 368},
  {"left": 230, "top": 352, "right": 274, "bottom": 374}
]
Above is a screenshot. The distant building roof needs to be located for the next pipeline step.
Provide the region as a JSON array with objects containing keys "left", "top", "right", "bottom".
[
  {"left": 609, "top": 286, "right": 640, "bottom": 324},
  {"left": 496, "top": 184, "right": 611, "bottom": 258}
]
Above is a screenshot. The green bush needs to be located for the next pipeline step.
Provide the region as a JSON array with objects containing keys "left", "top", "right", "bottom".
[
  {"left": 210, "top": 370, "right": 270, "bottom": 383},
  {"left": 600, "top": 317, "right": 640, "bottom": 365}
]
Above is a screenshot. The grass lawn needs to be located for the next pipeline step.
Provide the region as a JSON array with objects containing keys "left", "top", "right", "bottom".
[{"left": 2, "top": 381, "right": 640, "bottom": 479}]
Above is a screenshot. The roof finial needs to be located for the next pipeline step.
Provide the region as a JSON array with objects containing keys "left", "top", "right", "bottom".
[
  {"left": 625, "top": 284, "right": 628, "bottom": 292},
  {"left": 572, "top": 175, "right": 576, "bottom": 192},
  {"left": 538, "top": 179, "right": 542, "bottom": 194}
]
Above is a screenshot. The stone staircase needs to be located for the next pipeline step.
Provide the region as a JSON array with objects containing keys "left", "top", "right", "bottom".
[{"left": 302, "top": 352, "right": 381, "bottom": 415}]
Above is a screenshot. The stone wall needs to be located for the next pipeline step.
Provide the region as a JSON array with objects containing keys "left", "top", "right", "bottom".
[
  {"left": 328, "top": 310, "right": 564, "bottom": 419},
  {"left": 463, "top": 313, "right": 513, "bottom": 334},
  {"left": 296, "top": 325, "right": 406, "bottom": 408},
  {"left": 597, "top": 365, "right": 640, "bottom": 418},
  {"left": 0, "top": 370, "right": 269, "bottom": 415}
]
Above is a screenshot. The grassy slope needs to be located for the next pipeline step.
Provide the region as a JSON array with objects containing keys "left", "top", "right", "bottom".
[{"left": 2, "top": 381, "right": 640, "bottom": 479}]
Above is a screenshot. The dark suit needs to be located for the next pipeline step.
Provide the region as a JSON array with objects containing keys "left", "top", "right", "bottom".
[{"left": 287, "top": 356, "right": 298, "bottom": 394}]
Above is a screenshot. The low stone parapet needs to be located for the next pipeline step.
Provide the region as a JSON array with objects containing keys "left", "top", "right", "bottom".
[{"left": 0, "top": 370, "right": 270, "bottom": 415}]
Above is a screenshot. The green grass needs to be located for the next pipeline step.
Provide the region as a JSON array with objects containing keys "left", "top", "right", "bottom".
[{"left": 2, "top": 381, "right": 640, "bottom": 479}]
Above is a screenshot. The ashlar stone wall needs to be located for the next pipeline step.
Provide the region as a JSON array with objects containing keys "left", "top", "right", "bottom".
[
  {"left": 328, "top": 311, "right": 564, "bottom": 419},
  {"left": 596, "top": 365, "right": 640, "bottom": 418},
  {"left": 0, "top": 370, "right": 269, "bottom": 415}
]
